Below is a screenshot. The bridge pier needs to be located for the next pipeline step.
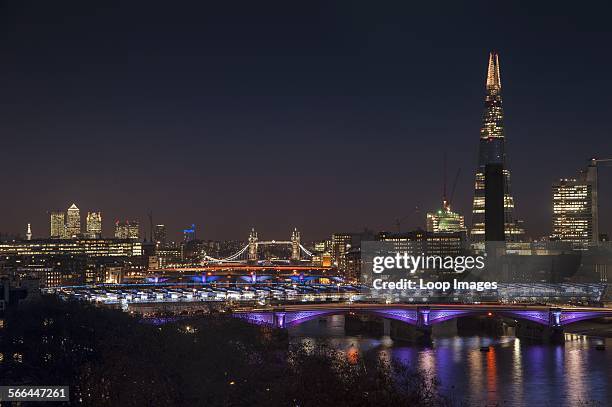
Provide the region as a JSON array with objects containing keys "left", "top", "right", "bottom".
[
  {"left": 383, "top": 318, "right": 391, "bottom": 336},
  {"left": 514, "top": 308, "right": 565, "bottom": 343},
  {"left": 273, "top": 311, "right": 286, "bottom": 329},
  {"left": 416, "top": 307, "right": 433, "bottom": 343},
  {"left": 388, "top": 307, "right": 433, "bottom": 344}
]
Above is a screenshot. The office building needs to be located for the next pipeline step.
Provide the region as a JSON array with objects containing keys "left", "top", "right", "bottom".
[
  {"left": 331, "top": 233, "right": 353, "bottom": 273},
  {"left": 378, "top": 230, "right": 465, "bottom": 258},
  {"left": 86, "top": 212, "right": 102, "bottom": 239},
  {"left": 0, "top": 238, "right": 143, "bottom": 257},
  {"left": 471, "top": 52, "right": 524, "bottom": 241},
  {"left": 183, "top": 224, "right": 196, "bottom": 242},
  {"left": 50, "top": 211, "right": 66, "bottom": 239},
  {"left": 115, "top": 221, "right": 140, "bottom": 240},
  {"left": 66, "top": 203, "right": 81, "bottom": 238},
  {"left": 153, "top": 224, "right": 167, "bottom": 246},
  {"left": 552, "top": 162, "right": 598, "bottom": 245}
]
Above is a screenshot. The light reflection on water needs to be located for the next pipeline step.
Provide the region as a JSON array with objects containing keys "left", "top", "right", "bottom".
[{"left": 288, "top": 315, "right": 612, "bottom": 406}]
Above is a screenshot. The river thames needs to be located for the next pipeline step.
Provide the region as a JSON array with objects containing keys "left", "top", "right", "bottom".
[{"left": 289, "top": 315, "right": 611, "bottom": 406}]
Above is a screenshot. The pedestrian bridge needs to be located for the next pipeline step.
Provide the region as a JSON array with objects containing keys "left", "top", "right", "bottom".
[{"left": 233, "top": 303, "right": 612, "bottom": 330}]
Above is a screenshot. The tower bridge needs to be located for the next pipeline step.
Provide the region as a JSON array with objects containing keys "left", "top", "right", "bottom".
[{"left": 203, "top": 228, "right": 313, "bottom": 264}]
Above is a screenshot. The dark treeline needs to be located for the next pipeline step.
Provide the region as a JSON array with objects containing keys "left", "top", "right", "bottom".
[{"left": 1, "top": 298, "right": 451, "bottom": 406}]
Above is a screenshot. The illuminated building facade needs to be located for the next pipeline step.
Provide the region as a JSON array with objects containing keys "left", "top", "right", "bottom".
[
  {"left": 426, "top": 200, "right": 466, "bottom": 234},
  {"left": 471, "top": 52, "right": 524, "bottom": 242},
  {"left": 115, "top": 221, "right": 140, "bottom": 240},
  {"left": 86, "top": 211, "right": 102, "bottom": 239},
  {"left": 50, "top": 211, "right": 66, "bottom": 239},
  {"left": 552, "top": 163, "right": 598, "bottom": 245},
  {"left": 156, "top": 246, "right": 182, "bottom": 267},
  {"left": 378, "top": 230, "right": 464, "bottom": 257},
  {"left": 66, "top": 203, "right": 81, "bottom": 238},
  {"left": 0, "top": 239, "right": 143, "bottom": 257},
  {"left": 183, "top": 224, "right": 196, "bottom": 242},
  {"left": 0, "top": 242, "right": 145, "bottom": 288},
  {"left": 331, "top": 233, "right": 353, "bottom": 273},
  {"left": 311, "top": 240, "right": 332, "bottom": 267}
]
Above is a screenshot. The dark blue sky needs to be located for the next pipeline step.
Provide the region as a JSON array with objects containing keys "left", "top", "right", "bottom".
[{"left": 0, "top": 1, "right": 610, "bottom": 241}]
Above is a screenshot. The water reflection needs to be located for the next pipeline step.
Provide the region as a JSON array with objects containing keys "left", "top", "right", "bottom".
[
  {"left": 288, "top": 316, "right": 612, "bottom": 406},
  {"left": 485, "top": 347, "right": 497, "bottom": 405}
]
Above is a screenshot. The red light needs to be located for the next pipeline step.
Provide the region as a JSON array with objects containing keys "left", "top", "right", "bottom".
[{"left": 487, "top": 312, "right": 493, "bottom": 317}]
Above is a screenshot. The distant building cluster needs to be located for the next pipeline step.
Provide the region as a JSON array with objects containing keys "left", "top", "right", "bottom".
[{"left": 50, "top": 203, "right": 139, "bottom": 241}]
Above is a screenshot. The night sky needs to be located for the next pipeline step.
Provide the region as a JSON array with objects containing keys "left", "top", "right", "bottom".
[{"left": 0, "top": 1, "right": 610, "bottom": 241}]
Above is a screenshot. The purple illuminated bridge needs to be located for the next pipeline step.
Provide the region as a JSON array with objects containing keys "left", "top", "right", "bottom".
[{"left": 233, "top": 303, "right": 612, "bottom": 330}]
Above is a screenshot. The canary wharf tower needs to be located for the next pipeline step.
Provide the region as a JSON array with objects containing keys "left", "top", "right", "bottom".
[{"left": 471, "top": 52, "right": 524, "bottom": 242}]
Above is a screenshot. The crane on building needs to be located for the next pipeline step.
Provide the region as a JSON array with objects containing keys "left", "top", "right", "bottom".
[
  {"left": 446, "top": 168, "right": 462, "bottom": 210},
  {"left": 588, "top": 158, "right": 611, "bottom": 242},
  {"left": 590, "top": 158, "right": 612, "bottom": 166},
  {"left": 442, "top": 152, "right": 461, "bottom": 210},
  {"left": 394, "top": 205, "right": 421, "bottom": 233}
]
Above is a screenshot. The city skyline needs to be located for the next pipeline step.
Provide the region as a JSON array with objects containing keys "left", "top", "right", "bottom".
[
  {"left": 2, "top": 5, "right": 611, "bottom": 407},
  {"left": 0, "top": 2, "right": 611, "bottom": 241}
]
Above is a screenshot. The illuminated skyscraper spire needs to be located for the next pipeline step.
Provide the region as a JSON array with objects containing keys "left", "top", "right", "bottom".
[
  {"left": 486, "top": 51, "right": 501, "bottom": 93},
  {"left": 471, "top": 52, "right": 524, "bottom": 242}
]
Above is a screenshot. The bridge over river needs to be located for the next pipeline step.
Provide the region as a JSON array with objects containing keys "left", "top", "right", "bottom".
[{"left": 233, "top": 303, "right": 612, "bottom": 342}]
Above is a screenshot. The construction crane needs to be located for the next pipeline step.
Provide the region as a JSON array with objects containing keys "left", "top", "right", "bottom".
[
  {"left": 587, "top": 157, "right": 612, "bottom": 183},
  {"left": 590, "top": 158, "right": 612, "bottom": 166},
  {"left": 394, "top": 205, "right": 421, "bottom": 233},
  {"left": 588, "top": 158, "right": 611, "bottom": 242},
  {"left": 441, "top": 152, "right": 461, "bottom": 210},
  {"left": 446, "top": 168, "right": 461, "bottom": 210}
]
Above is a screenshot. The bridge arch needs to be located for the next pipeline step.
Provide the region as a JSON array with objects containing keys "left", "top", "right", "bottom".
[{"left": 283, "top": 309, "right": 420, "bottom": 327}]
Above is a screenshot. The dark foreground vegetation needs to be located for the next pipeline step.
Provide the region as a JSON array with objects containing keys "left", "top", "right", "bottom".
[{"left": 1, "top": 297, "right": 450, "bottom": 406}]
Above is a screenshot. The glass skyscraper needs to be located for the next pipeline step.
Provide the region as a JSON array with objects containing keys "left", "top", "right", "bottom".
[
  {"left": 66, "top": 203, "right": 81, "bottom": 238},
  {"left": 114, "top": 221, "right": 140, "bottom": 240},
  {"left": 50, "top": 210, "right": 66, "bottom": 239},
  {"left": 86, "top": 211, "right": 102, "bottom": 239},
  {"left": 471, "top": 52, "right": 524, "bottom": 242},
  {"left": 552, "top": 162, "right": 598, "bottom": 246}
]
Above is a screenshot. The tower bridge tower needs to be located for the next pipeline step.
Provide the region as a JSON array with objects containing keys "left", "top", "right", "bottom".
[
  {"left": 248, "top": 228, "right": 258, "bottom": 261},
  {"left": 291, "top": 228, "right": 301, "bottom": 261}
]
